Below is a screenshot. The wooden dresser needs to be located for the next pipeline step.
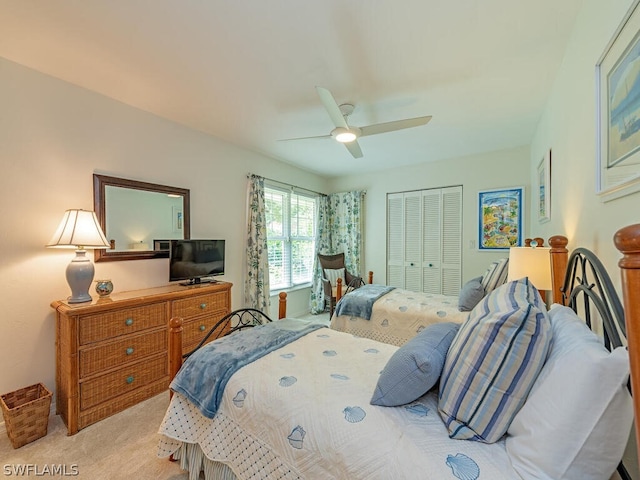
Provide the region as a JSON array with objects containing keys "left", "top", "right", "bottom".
[{"left": 51, "top": 281, "right": 232, "bottom": 435}]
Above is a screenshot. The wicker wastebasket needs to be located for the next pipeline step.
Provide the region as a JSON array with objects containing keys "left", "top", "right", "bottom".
[{"left": 1, "top": 383, "right": 52, "bottom": 449}]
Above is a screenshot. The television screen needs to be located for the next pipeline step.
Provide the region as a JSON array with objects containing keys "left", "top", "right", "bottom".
[{"left": 169, "top": 239, "right": 225, "bottom": 285}]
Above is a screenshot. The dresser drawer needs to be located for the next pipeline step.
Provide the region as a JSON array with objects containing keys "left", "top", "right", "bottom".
[
  {"left": 80, "top": 354, "right": 167, "bottom": 410},
  {"left": 182, "top": 312, "right": 230, "bottom": 354},
  {"left": 172, "top": 292, "right": 229, "bottom": 320},
  {"left": 79, "top": 329, "right": 167, "bottom": 378},
  {"left": 79, "top": 303, "right": 166, "bottom": 345}
]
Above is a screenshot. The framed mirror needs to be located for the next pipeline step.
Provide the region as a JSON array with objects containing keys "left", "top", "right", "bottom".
[{"left": 93, "top": 174, "right": 190, "bottom": 262}]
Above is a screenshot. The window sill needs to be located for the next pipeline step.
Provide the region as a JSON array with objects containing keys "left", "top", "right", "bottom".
[{"left": 270, "top": 283, "right": 312, "bottom": 297}]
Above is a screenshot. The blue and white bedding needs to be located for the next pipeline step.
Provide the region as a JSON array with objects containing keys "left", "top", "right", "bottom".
[
  {"left": 334, "top": 284, "right": 395, "bottom": 319},
  {"left": 331, "top": 288, "right": 468, "bottom": 346},
  {"left": 158, "top": 326, "right": 517, "bottom": 480}
]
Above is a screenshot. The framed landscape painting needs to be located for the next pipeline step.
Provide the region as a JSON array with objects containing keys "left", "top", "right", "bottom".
[
  {"left": 478, "top": 187, "right": 524, "bottom": 251},
  {"left": 597, "top": 0, "right": 640, "bottom": 200}
]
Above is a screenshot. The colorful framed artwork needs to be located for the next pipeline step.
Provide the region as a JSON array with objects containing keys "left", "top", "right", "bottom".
[
  {"left": 537, "top": 149, "right": 551, "bottom": 223},
  {"left": 478, "top": 187, "right": 524, "bottom": 251},
  {"left": 596, "top": 0, "right": 640, "bottom": 201}
]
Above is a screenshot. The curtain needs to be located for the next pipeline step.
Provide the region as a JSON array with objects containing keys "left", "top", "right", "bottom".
[
  {"left": 244, "top": 175, "right": 270, "bottom": 312},
  {"left": 310, "top": 191, "right": 364, "bottom": 314}
]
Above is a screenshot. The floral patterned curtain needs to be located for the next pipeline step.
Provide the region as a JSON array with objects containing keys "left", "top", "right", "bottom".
[
  {"left": 244, "top": 175, "right": 270, "bottom": 312},
  {"left": 310, "top": 191, "right": 364, "bottom": 314}
]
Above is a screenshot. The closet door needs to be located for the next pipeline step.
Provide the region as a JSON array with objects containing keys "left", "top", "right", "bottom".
[
  {"left": 422, "top": 190, "right": 442, "bottom": 294},
  {"left": 441, "top": 187, "right": 462, "bottom": 295},
  {"left": 386, "top": 186, "right": 462, "bottom": 294}
]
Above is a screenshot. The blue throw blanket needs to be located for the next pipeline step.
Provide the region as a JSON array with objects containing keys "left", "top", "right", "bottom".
[
  {"left": 171, "top": 318, "right": 326, "bottom": 418},
  {"left": 334, "top": 284, "right": 395, "bottom": 320}
]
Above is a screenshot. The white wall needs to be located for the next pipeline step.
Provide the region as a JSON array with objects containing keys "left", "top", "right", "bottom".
[
  {"left": 0, "top": 58, "right": 329, "bottom": 397},
  {"left": 529, "top": 0, "right": 639, "bottom": 279},
  {"left": 329, "top": 146, "right": 532, "bottom": 285}
]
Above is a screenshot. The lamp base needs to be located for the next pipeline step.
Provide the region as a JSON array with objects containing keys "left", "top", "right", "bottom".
[{"left": 66, "top": 250, "right": 95, "bottom": 304}]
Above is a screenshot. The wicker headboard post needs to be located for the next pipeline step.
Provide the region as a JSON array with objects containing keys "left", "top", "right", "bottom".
[
  {"left": 549, "top": 235, "right": 569, "bottom": 305},
  {"left": 615, "top": 223, "right": 640, "bottom": 467}
]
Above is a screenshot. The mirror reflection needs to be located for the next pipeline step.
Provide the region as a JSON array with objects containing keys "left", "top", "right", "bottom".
[{"left": 93, "top": 174, "right": 190, "bottom": 262}]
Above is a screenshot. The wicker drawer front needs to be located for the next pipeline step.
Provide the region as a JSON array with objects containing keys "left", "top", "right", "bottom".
[
  {"left": 79, "top": 303, "right": 166, "bottom": 345},
  {"left": 172, "top": 292, "right": 228, "bottom": 320},
  {"left": 80, "top": 355, "right": 167, "bottom": 410},
  {"left": 79, "top": 330, "right": 167, "bottom": 378},
  {"left": 182, "top": 312, "right": 230, "bottom": 354}
]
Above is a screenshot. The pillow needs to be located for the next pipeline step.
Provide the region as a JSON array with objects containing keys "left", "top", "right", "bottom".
[
  {"left": 480, "top": 257, "right": 509, "bottom": 293},
  {"left": 371, "top": 322, "right": 460, "bottom": 407},
  {"left": 324, "top": 268, "right": 345, "bottom": 287},
  {"left": 506, "top": 305, "right": 633, "bottom": 480},
  {"left": 438, "top": 278, "right": 551, "bottom": 443},
  {"left": 458, "top": 276, "right": 484, "bottom": 311}
]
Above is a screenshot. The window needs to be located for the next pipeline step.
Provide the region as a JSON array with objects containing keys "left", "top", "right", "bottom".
[{"left": 265, "top": 185, "right": 316, "bottom": 291}]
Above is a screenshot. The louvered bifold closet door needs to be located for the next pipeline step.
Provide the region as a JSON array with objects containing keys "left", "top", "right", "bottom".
[
  {"left": 422, "top": 190, "right": 442, "bottom": 294},
  {"left": 441, "top": 187, "right": 462, "bottom": 295},
  {"left": 386, "top": 193, "right": 404, "bottom": 288},
  {"left": 403, "top": 192, "right": 422, "bottom": 292}
]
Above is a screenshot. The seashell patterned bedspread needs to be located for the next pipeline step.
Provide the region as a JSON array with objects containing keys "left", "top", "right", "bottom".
[
  {"left": 330, "top": 288, "right": 469, "bottom": 346},
  {"left": 158, "top": 328, "right": 517, "bottom": 480}
]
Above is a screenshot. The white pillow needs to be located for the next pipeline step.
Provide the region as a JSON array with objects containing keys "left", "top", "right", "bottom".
[
  {"left": 324, "top": 268, "right": 345, "bottom": 287},
  {"left": 506, "top": 304, "right": 633, "bottom": 480}
]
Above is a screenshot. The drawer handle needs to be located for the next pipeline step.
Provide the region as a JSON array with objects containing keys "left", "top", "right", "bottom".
[
  {"left": 125, "top": 318, "right": 134, "bottom": 326},
  {"left": 199, "top": 325, "right": 206, "bottom": 332},
  {"left": 125, "top": 347, "right": 134, "bottom": 355},
  {"left": 126, "top": 376, "right": 135, "bottom": 384},
  {"left": 200, "top": 303, "right": 207, "bottom": 310}
]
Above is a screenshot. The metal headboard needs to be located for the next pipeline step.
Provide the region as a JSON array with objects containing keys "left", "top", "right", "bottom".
[
  {"left": 561, "top": 247, "right": 631, "bottom": 480},
  {"left": 183, "top": 308, "right": 274, "bottom": 359}
]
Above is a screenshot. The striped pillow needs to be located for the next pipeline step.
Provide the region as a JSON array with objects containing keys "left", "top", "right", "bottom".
[
  {"left": 480, "top": 257, "right": 509, "bottom": 293},
  {"left": 438, "top": 278, "right": 551, "bottom": 443}
]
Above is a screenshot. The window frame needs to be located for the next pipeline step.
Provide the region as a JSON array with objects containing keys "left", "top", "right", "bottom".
[{"left": 265, "top": 183, "right": 316, "bottom": 293}]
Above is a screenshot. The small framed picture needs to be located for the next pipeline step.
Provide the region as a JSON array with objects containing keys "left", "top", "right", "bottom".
[
  {"left": 478, "top": 187, "right": 524, "bottom": 251},
  {"left": 537, "top": 149, "right": 551, "bottom": 223}
]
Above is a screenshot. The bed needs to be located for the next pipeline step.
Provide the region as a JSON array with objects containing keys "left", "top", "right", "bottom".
[
  {"left": 330, "top": 236, "right": 569, "bottom": 346},
  {"left": 157, "top": 227, "right": 638, "bottom": 480}
]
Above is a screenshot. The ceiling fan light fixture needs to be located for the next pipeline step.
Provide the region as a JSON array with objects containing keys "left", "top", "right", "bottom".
[{"left": 332, "top": 127, "right": 358, "bottom": 143}]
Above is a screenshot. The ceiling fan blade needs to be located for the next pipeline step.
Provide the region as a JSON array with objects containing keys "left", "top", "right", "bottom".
[
  {"left": 359, "top": 115, "right": 432, "bottom": 137},
  {"left": 344, "top": 140, "right": 363, "bottom": 158},
  {"left": 316, "top": 86, "right": 348, "bottom": 129},
  {"left": 278, "top": 134, "right": 332, "bottom": 142}
]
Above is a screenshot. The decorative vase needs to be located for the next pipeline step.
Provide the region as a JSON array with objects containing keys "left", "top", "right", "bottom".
[{"left": 95, "top": 279, "right": 114, "bottom": 297}]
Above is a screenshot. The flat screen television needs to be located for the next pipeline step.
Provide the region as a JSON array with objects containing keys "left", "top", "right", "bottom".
[{"left": 169, "top": 239, "right": 225, "bottom": 285}]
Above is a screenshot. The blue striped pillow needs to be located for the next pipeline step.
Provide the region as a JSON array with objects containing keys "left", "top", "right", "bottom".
[
  {"left": 438, "top": 278, "right": 551, "bottom": 443},
  {"left": 480, "top": 258, "right": 509, "bottom": 294}
]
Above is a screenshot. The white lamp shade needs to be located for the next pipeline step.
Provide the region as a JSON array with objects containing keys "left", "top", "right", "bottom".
[
  {"left": 508, "top": 246, "right": 552, "bottom": 290},
  {"left": 47, "top": 209, "right": 110, "bottom": 249}
]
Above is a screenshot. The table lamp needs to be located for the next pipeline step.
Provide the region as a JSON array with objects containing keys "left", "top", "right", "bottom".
[
  {"left": 507, "top": 245, "right": 552, "bottom": 302},
  {"left": 47, "top": 209, "right": 110, "bottom": 303}
]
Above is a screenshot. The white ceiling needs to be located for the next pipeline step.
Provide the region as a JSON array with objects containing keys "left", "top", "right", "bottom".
[{"left": 0, "top": 0, "right": 583, "bottom": 178}]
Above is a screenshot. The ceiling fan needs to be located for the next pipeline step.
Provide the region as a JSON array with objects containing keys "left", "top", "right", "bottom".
[{"left": 280, "top": 86, "right": 432, "bottom": 158}]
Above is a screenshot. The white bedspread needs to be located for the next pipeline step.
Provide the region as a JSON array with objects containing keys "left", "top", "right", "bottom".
[
  {"left": 158, "top": 328, "right": 517, "bottom": 480},
  {"left": 331, "top": 288, "right": 468, "bottom": 346}
]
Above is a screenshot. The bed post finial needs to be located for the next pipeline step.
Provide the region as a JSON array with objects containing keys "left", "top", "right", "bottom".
[
  {"left": 614, "top": 223, "right": 640, "bottom": 462},
  {"left": 168, "top": 317, "right": 183, "bottom": 399},
  {"left": 548, "top": 235, "right": 569, "bottom": 305},
  {"left": 278, "top": 291, "right": 287, "bottom": 319},
  {"left": 368, "top": 271, "right": 374, "bottom": 284}
]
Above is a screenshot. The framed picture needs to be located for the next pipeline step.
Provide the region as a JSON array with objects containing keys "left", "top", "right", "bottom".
[
  {"left": 537, "top": 149, "right": 551, "bottom": 223},
  {"left": 172, "top": 206, "right": 183, "bottom": 233},
  {"left": 478, "top": 187, "right": 524, "bottom": 251},
  {"left": 596, "top": 0, "right": 640, "bottom": 201}
]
